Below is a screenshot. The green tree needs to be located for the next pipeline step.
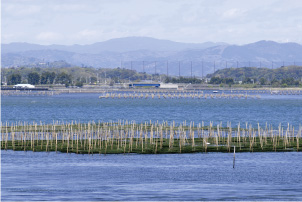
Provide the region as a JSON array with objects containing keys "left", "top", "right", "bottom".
[
  {"left": 90, "top": 76, "right": 97, "bottom": 84},
  {"left": 281, "top": 77, "right": 299, "bottom": 86},
  {"left": 75, "top": 81, "right": 83, "bottom": 88},
  {"left": 49, "top": 72, "right": 56, "bottom": 84},
  {"left": 41, "top": 72, "right": 49, "bottom": 84},
  {"left": 7, "top": 73, "right": 22, "bottom": 85},
  {"left": 243, "top": 77, "right": 253, "bottom": 84},
  {"left": 41, "top": 71, "right": 56, "bottom": 84},
  {"left": 223, "top": 78, "right": 234, "bottom": 85},
  {"left": 56, "top": 72, "right": 72, "bottom": 85},
  {"left": 210, "top": 77, "right": 222, "bottom": 84},
  {"left": 259, "top": 78, "right": 267, "bottom": 85},
  {"left": 28, "top": 72, "right": 40, "bottom": 85},
  {"left": 270, "top": 78, "right": 280, "bottom": 87}
]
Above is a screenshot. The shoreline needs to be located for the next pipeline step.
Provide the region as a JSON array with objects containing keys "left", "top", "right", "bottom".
[{"left": 1, "top": 86, "right": 302, "bottom": 96}]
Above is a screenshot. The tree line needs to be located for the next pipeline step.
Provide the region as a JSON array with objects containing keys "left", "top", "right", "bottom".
[
  {"left": 209, "top": 76, "right": 301, "bottom": 87},
  {"left": 5, "top": 71, "right": 74, "bottom": 87},
  {"left": 164, "top": 76, "right": 203, "bottom": 84},
  {"left": 2, "top": 65, "right": 302, "bottom": 87},
  {"left": 1, "top": 67, "right": 161, "bottom": 87},
  {"left": 208, "top": 66, "right": 302, "bottom": 87}
]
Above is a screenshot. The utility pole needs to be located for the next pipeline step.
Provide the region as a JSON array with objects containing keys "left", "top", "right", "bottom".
[
  {"left": 131, "top": 61, "right": 133, "bottom": 71},
  {"left": 233, "top": 146, "right": 236, "bottom": 169}
]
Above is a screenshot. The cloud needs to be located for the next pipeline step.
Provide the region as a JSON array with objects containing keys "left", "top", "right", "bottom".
[
  {"left": 36, "top": 32, "right": 62, "bottom": 42},
  {"left": 3, "top": 4, "right": 41, "bottom": 18},
  {"left": 222, "top": 8, "right": 246, "bottom": 20},
  {"left": 2, "top": 0, "right": 302, "bottom": 45},
  {"left": 77, "top": 30, "right": 99, "bottom": 37}
]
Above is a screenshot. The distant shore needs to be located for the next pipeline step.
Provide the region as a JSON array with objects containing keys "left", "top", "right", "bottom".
[{"left": 2, "top": 84, "right": 302, "bottom": 95}]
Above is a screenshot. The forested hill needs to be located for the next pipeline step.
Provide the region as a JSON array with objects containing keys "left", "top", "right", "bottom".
[{"left": 206, "top": 66, "right": 302, "bottom": 81}]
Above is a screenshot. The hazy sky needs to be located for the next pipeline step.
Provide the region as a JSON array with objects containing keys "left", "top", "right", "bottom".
[{"left": 2, "top": 0, "right": 302, "bottom": 45}]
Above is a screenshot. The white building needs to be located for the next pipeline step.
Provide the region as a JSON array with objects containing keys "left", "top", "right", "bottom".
[
  {"left": 13, "top": 84, "right": 35, "bottom": 88},
  {"left": 159, "top": 83, "right": 178, "bottom": 89}
]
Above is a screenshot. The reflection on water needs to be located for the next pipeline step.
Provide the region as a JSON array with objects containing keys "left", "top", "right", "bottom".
[{"left": 2, "top": 150, "right": 302, "bottom": 201}]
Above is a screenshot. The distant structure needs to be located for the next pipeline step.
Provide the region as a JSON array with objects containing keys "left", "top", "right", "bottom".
[
  {"left": 159, "top": 83, "right": 178, "bottom": 89},
  {"left": 129, "top": 83, "right": 160, "bottom": 88},
  {"left": 128, "top": 83, "right": 178, "bottom": 89},
  {"left": 13, "top": 84, "right": 35, "bottom": 89}
]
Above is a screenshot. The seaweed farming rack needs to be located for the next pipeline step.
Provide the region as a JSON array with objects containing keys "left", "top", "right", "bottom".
[
  {"left": 99, "top": 92, "right": 261, "bottom": 99},
  {"left": 1, "top": 120, "right": 301, "bottom": 154}
]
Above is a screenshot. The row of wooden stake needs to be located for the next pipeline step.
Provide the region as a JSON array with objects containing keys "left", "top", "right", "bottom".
[{"left": 1, "top": 120, "right": 301, "bottom": 153}]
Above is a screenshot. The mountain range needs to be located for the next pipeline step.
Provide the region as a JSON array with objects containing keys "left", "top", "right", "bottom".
[{"left": 2, "top": 37, "right": 302, "bottom": 76}]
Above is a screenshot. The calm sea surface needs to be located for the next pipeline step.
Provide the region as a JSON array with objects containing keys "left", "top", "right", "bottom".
[
  {"left": 1, "top": 93, "right": 302, "bottom": 128},
  {"left": 1, "top": 93, "right": 302, "bottom": 201},
  {"left": 2, "top": 151, "right": 302, "bottom": 201}
]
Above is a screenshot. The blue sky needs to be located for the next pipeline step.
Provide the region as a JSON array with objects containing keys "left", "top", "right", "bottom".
[{"left": 2, "top": 0, "right": 302, "bottom": 45}]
